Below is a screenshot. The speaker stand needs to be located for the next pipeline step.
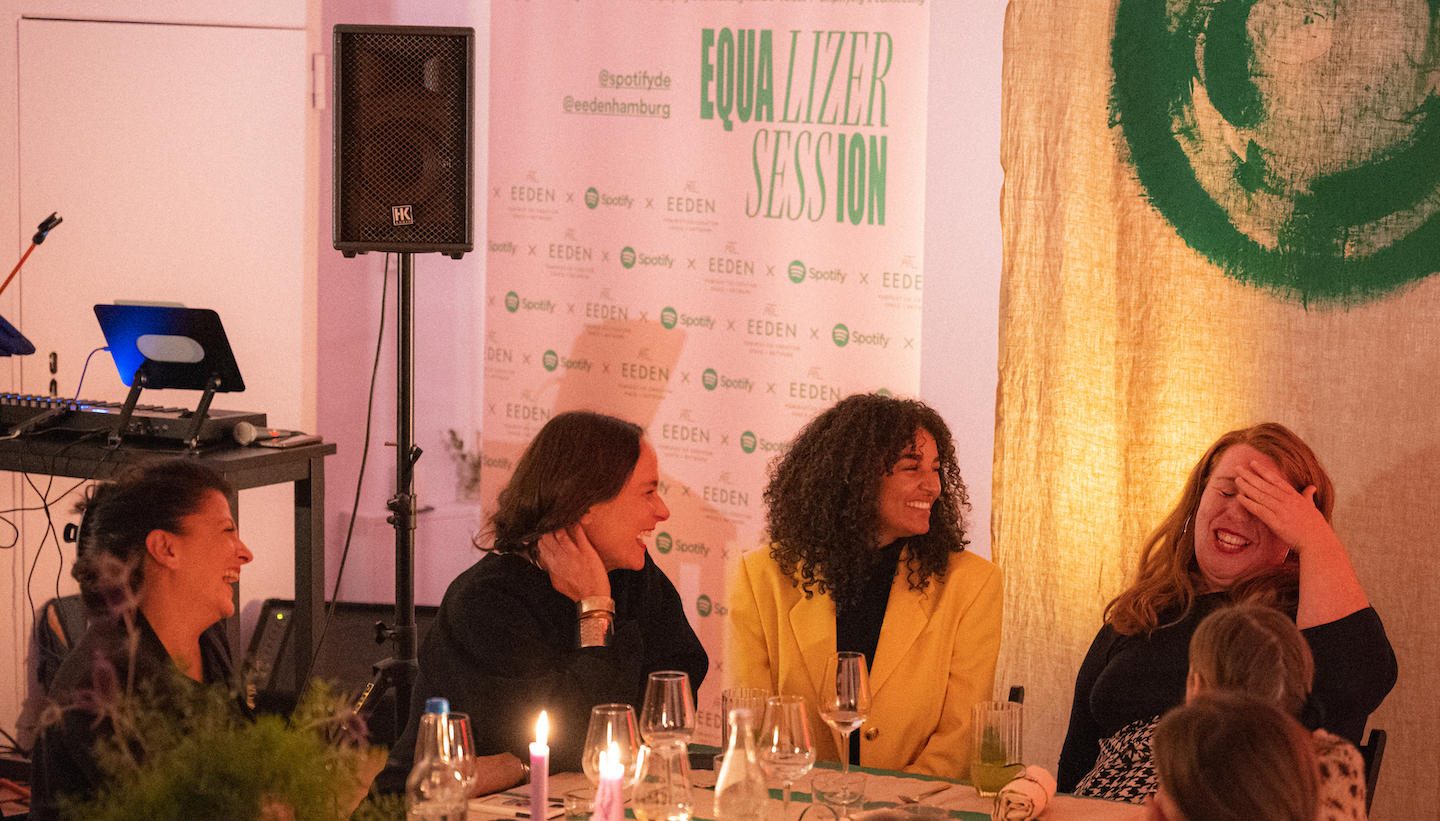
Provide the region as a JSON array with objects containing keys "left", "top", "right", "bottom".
[{"left": 356, "top": 252, "right": 421, "bottom": 739}]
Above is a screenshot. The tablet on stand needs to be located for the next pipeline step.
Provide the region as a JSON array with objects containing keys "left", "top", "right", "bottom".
[{"left": 93, "top": 304, "right": 246, "bottom": 450}]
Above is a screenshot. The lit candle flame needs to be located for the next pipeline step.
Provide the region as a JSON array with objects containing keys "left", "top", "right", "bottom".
[
  {"left": 601, "top": 741, "right": 623, "bottom": 778},
  {"left": 536, "top": 710, "right": 549, "bottom": 747}
]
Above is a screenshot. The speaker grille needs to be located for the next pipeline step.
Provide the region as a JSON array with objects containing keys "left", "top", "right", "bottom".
[{"left": 334, "top": 26, "right": 474, "bottom": 257}]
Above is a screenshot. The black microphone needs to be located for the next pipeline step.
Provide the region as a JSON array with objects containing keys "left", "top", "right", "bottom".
[
  {"left": 233, "top": 421, "right": 295, "bottom": 446},
  {"left": 34, "top": 212, "right": 62, "bottom": 244}
]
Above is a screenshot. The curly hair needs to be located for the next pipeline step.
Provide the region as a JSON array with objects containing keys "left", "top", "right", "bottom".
[
  {"left": 763, "top": 393, "right": 969, "bottom": 608},
  {"left": 1105, "top": 423, "right": 1332, "bottom": 635},
  {"left": 71, "top": 459, "right": 233, "bottom": 615},
  {"left": 481, "top": 410, "right": 644, "bottom": 561}
]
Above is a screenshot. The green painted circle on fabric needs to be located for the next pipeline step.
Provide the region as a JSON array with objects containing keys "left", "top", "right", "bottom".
[{"left": 1110, "top": 0, "right": 1440, "bottom": 306}]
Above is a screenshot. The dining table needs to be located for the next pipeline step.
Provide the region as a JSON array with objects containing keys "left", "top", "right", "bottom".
[{"left": 467, "top": 756, "right": 1143, "bottom": 821}]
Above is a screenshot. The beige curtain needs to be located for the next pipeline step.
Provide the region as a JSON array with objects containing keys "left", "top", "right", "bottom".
[{"left": 994, "top": 3, "right": 1440, "bottom": 819}]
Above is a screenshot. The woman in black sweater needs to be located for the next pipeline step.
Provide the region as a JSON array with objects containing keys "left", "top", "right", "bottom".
[
  {"left": 380, "top": 411, "right": 708, "bottom": 795},
  {"left": 1057, "top": 423, "right": 1396, "bottom": 801}
]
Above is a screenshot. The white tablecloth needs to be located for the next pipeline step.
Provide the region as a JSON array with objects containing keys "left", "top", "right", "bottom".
[{"left": 471, "top": 769, "right": 1142, "bottom": 821}]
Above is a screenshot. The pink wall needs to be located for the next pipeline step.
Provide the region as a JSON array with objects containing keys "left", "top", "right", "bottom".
[{"left": 314, "top": 0, "right": 1006, "bottom": 606}]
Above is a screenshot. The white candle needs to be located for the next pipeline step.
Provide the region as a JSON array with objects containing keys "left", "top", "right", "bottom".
[
  {"left": 530, "top": 711, "right": 550, "bottom": 820},
  {"left": 593, "top": 742, "right": 624, "bottom": 821}
]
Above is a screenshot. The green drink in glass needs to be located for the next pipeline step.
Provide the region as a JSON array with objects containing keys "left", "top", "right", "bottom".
[{"left": 969, "top": 701, "right": 1023, "bottom": 797}]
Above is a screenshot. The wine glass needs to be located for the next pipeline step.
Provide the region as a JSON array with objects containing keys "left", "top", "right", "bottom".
[
  {"left": 759, "top": 695, "right": 815, "bottom": 821},
  {"left": 446, "top": 712, "right": 479, "bottom": 799},
  {"left": 811, "top": 770, "right": 868, "bottom": 821},
  {"left": 640, "top": 671, "right": 695, "bottom": 743},
  {"left": 583, "top": 703, "right": 641, "bottom": 786},
  {"left": 819, "top": 652, "right": 870, "bottom": 777}
]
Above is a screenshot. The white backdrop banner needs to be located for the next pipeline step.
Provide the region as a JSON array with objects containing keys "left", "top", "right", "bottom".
[{"left": 483, "top": 0, "right": 930, "bottom": 744}]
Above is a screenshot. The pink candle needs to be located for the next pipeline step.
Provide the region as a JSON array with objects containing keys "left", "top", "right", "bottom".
[
  {"left": 592, "top": 742, "right": 624, "bottom": 821},
  {"left": 530, "top": 711, "right": 550, "bottom": 820}
]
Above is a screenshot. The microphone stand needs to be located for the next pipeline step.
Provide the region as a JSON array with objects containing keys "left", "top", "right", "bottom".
[
  {"left": 0, "top": 212, "right": 60, "bottom": 358},
  {"left": 2, "top": 212, "right": 62, "bottom": 297}
]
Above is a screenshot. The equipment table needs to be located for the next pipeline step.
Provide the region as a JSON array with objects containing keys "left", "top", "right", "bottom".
[{"left": 0, "top": 432, "right": 335, "bottom": 692}]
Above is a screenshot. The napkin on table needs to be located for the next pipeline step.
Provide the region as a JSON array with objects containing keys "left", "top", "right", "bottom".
[{"left": 991, "top": 766, "right": 1057, "bottom": 821}]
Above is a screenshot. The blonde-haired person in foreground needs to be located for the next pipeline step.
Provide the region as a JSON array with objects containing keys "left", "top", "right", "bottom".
[
  {"left": 1149, "top": 692, "right": 1317, "bottom": 821},
  {"left": 1187, "top": 602, "right": 1368, "bottom": 821}
]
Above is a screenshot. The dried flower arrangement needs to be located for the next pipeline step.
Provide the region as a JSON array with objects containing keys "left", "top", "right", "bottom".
[
  {"left": 446, "top": 429, "right": 483, "bottom": 500},
  {"left": 61, "top": 680, "right": 399, "bottom": 821}
]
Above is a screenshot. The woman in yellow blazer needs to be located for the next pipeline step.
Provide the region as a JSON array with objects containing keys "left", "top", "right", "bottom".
[{"left": 726, "top": 394, "right": 1003, "bottom": 778}]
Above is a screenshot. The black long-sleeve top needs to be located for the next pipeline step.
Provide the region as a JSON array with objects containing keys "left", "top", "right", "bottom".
[
  {"left": 379, "top": 550, "right": 708, "bottom": 791},
  {"left": 30, "top": 614, "right": 236, "bottom": 821},
  {"left": 1056, "top": 593, "right": 1397, "bottom": 793}
]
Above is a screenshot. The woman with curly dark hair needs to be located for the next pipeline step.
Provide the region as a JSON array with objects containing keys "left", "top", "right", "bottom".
[{"left": 726, "top": 393, "right": 1002, "bottom": 778}]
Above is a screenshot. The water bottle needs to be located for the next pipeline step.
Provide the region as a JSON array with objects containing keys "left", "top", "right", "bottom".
[
  {"left": 714, "top": 708, "right": 767, "bottom": 821},
  {"left": 407, "top": 697, "right": 467, "bottom": 821}
]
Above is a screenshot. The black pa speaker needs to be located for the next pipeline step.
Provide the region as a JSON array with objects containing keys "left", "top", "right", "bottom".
[
  {"left": 246, "top": 598, "right": 441, "bottom": 746},
  {"left": 333, "top": 25, "right": 474, "bottom": 259},
  {"left": 246, "top": 598, "right": 440, "bottom": 695}
]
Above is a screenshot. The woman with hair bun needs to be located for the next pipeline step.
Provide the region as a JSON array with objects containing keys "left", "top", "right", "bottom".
[
  {"left": 727, "top": 393, "right": 1002, "bottom": 777},
  {"left": 1186, "top": 602, "right": 1369, "bottom": 821},
  {"left": 31, "top": 459, "right": 252, "bottom": 820}
]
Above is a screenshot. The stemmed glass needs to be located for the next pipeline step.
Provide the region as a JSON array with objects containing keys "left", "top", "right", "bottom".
[
  {"left": 446, "top": 713, "right": 479, "bottom": 799},
  {"left": 639, "top": 671, "right": 696, "bottom": 743},
  {"left": 634, "top": 672, "right": 696, "bottom": 821},
  {"left": 819, "top": 652, "right": 871, "bottom": 777},
  {"left": 812, "top": 771, "right": 868, "bottom": 821},
  {"left": 759, "top": 695, "right": 815, "bottom": 821},
  {"left": 583, "top": 703, "right": 641, "bottom": 787}
]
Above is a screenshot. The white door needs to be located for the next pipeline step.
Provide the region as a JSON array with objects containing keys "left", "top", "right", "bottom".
[{"left": 2, "top": 16, "right": 312, "bottom": 739}]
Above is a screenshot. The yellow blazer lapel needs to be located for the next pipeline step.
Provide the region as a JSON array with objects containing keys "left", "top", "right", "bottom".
[
  {"left": 788, "top": 591, "right": 836, "bottom": 697},
  {"left": 867, "top": 564, "right": 936, "bottom": 696}
]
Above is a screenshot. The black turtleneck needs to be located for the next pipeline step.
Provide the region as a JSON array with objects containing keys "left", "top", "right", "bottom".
[{"left": 834, "top": 540, "right": 905, "bottom": 764}]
